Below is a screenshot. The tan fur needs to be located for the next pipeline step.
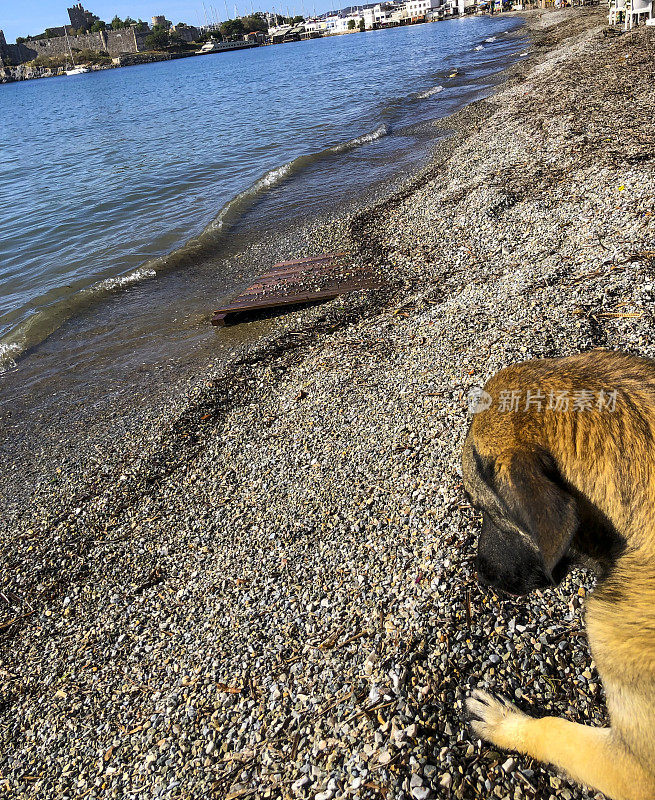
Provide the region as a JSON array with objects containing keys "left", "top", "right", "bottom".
[{"left": 462, "top": 350, "right": 655, "bottom": 800}]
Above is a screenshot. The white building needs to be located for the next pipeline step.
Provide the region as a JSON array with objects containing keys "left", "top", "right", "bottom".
[
  {"left": 322, "top": 11, "right": 364, "bottom": 32},
  {"left": 376, "top": 0, "right": 442, "bottom": 23},
  {"left": 306, "top": 0, "right": 448, "bottom": 34},
  {"left": 362, "top": 3, "right": 396, "bottom": 28},
  {"left": 407, "top": 0, "right": 437, "bottom": 16},
  {"left": 303, "top": 16, "right": 329, "bottom": 33}
]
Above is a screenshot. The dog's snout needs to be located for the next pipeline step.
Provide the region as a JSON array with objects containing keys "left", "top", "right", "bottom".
[{"left": 477, "top": 515, "right": 553, "bottom": 596}]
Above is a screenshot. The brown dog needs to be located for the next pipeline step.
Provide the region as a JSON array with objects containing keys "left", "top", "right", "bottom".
[{"left": 461, "top": 350, "right": 655, "bottom": 800}]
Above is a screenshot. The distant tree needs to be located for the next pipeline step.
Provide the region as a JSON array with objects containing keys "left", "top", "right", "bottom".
[
  {"left": 220, "top": 18, "right": 245, "bottom": 37},
  {"left": 144, "top": 29, "right": 170, "bottom": 49},
  {"left": 241, "top": 14, "right": 268, "bottom": 32},
  {"left": 347, "top": 18, "right": 356, "bottom": 28},
  {"left": 168, "top": 31, "right": 184, "bottom": 49},
  {"left": 16, "top": 36, "right": 25, "bottom": 44},
  {"left": 90, "top": 20, "right": 106, "bottom": 32},
  {"left": 124, "top": 16, "right": 137, "bottom": 26},
  {"left": 110, "top": 16, "right": 124, "bottom": 30},
  {"left": 44, "top": 28, "right": 58, "bottom": 38},
  {"left": 292, "top": 14, "right": 305, "bottom": 23},
  {"left": 135, "top": 20, "right": 148, "bottom": 31},
  {"left": 358, "top": 17, "right": 365, "bottom": 29}
]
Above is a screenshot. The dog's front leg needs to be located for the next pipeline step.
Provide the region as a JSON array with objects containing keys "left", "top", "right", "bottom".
[{"left": 466, "top": 690, "right": 655, "bottom": 800}]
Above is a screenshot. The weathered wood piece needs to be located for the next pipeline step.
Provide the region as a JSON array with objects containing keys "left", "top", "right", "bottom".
[{"left": 211, "top": 253, "right": 378, "bottom": 326}]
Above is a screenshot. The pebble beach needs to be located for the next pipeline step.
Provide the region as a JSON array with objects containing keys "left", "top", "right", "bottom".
[{"left": 2, "top": 6, "right": 655, "bottom": 799}]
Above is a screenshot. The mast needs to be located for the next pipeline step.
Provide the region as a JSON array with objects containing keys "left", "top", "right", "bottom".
[{"left": 64, "top": 26, "right": 76, "bottom": 66}]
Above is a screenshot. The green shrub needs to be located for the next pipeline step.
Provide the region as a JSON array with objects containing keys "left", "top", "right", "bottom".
[
  {"left": 76, "top": 48, "right": 111, "bottom": 64},
  {"left": 220, "top": 18, "right": 245, "bottom": 38},
  {"left": 31, "top": 53, "right": 69, "bottom": 68},
  {"left": 144, "top": 30, "right": 170, "bottom": 50}
]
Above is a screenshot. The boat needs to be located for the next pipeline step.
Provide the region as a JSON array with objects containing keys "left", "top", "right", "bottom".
[
  {"left": 198, "top": 37, "right": 259, "bottom": 54},
  {"left": 65, "top": 65, "right": 91, "bottom": 76},
  {"left": 64, "top": 26, "right": 90, "bottom": 75}
]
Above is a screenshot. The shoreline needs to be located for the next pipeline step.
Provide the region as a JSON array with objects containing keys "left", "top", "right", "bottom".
[
  {"left": 1, "top": 15, "right": 519, "bottom": 84},
  {"left": 0, "top": 17, "right": 527, "bottom": 512},
  {"left": 3, "top": 7, "right": 655, "bottom": 799}
]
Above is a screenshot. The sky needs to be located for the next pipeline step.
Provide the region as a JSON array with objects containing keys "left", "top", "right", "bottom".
[{"left": 1, "top": 0, "right": 334, "bottom": 42}]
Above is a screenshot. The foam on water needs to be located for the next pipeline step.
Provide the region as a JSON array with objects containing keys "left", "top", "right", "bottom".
[
  {"left": 330, "top": 124, "right": 390, "bottom": 153},
  {"left": 92, "top": 268, "right": 157, "bottom": 292},
  {"left": 416, "top": 85, "right": 444, "bottom": 99},
  {"left": 0, "top": 343, "right": 21, "bottom": 374}
]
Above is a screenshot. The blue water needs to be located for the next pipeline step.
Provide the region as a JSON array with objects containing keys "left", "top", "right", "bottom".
[{"left": 0, "top": 16, "right": 525, "bottom": 384}]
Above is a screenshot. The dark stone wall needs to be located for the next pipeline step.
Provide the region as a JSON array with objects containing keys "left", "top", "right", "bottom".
[{"left": 0, "top": 39, "right": 40, "bottom": 66}]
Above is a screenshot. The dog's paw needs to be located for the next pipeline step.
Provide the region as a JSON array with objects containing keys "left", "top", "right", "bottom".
[{"left": 466, "top": 689, "right": 530, "bottom": 751}]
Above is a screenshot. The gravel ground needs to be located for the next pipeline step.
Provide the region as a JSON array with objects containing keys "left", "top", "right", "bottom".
[{"left": 2, "top": 7, "right": 655, "bottom": 800}]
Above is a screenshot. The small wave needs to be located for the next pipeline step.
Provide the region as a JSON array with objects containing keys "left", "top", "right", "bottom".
[
  {"left": 90, "top": 268, "right": 157, "bottom": 293},
  {"left": 330, "top": 125, "right": 389, "bottom": 153},
  {"left": 0, "top": 267, "right": 158, "bottom": 371},
  {"left": 215, "top": 164, "right": 294, "bottom": 231},
  {"left": 207, "top": 127, "right": 388, "bottom": 233},
  {"left": 474, "top": 45, "right": 484, "bottom": 51},
  {"left": 416, "top": 85, "right": 444, "bottom": 99},
  {"left": 485, "top": 36, "right": 497, "bottom": 42},
  {"left": 0, "top": 126, "right": 391, "bottom": 368},
  {"left": 203, "top": 127, "right": 388, "bottom": 234}
]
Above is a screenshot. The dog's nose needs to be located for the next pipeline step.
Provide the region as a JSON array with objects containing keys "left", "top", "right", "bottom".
[{"left": 475, "top": 555, "right": 497, "bottom": 587}]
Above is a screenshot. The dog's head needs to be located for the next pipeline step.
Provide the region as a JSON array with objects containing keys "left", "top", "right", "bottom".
[{"left": 462, "top": 434, "right": 578, "bottom": 596}]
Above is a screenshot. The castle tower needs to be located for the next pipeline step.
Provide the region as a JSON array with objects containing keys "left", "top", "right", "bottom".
[{"left": 67, "top": 3, "right": 99, "bottom": 30}]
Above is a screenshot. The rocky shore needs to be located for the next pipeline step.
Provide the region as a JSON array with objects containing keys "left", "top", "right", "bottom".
[{"left": 2, "top": 6, "right": 655, "bottom": 800}]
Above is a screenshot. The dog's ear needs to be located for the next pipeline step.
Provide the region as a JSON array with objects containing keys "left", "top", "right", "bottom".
[{"left": 494, "top": 448, "right": 578, "bottom": 573}]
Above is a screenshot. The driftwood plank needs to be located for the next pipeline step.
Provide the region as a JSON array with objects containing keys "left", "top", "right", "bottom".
[{"left": 211, "top": 253, "right": 378, "bottom": 327}]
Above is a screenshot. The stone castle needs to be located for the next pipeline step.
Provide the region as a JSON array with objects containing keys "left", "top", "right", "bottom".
[{"left": 0, "top": 5, "right": 151, "bottom": 67}]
